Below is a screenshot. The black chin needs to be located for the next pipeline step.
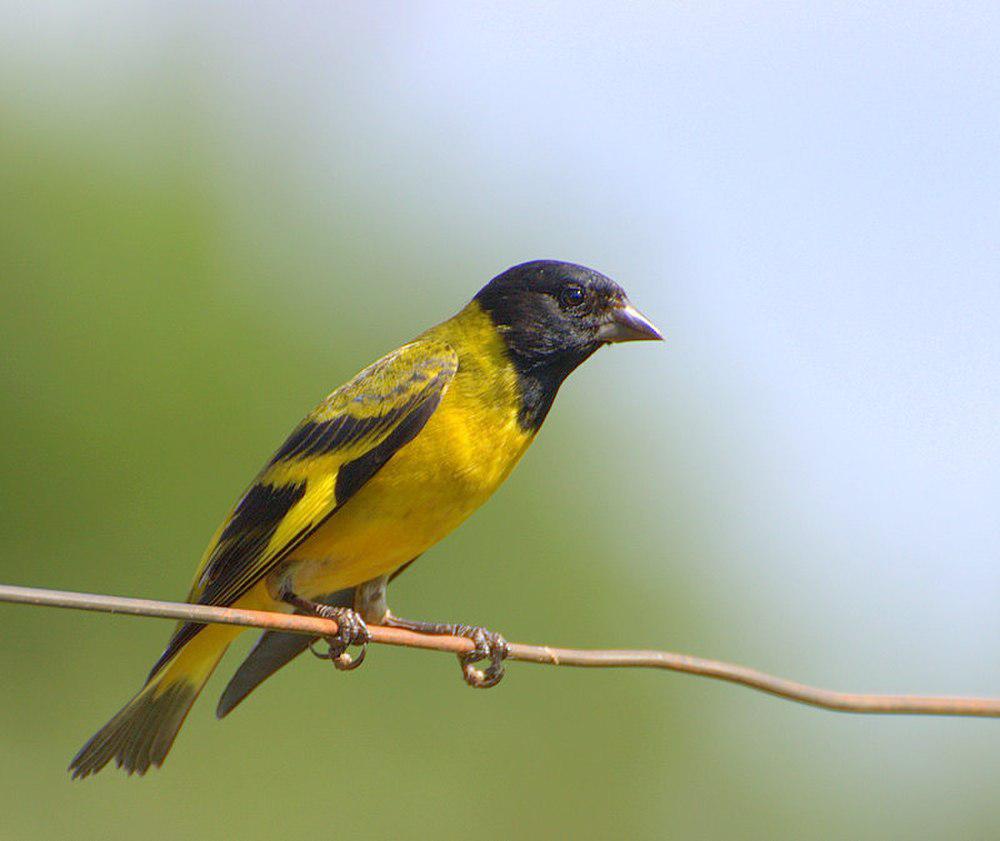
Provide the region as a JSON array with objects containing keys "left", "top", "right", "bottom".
[{"left": 508, "top": 343, "right": 599, "bottom": 431}]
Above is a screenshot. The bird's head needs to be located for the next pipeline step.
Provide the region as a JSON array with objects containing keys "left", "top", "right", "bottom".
[{"left": 474, "top": 260, "right": 662, "bottom": 374}]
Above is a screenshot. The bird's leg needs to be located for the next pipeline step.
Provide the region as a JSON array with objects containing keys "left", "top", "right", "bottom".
[
  {"left": 353, "top": 575, "right": 390, "bottom": 625},
  {"left": 279, "top": 589, "right": 370, "bottom": 672},
  {"left": 383, "top": 614, "right": 509, "bottom": 688}
]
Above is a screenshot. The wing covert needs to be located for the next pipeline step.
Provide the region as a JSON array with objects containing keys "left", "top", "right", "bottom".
[{"left": 149, "top": 339, "right": 457, "bottom": 678}]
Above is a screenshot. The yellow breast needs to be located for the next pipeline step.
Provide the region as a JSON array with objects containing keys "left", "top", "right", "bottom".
[{"left": 284, "top": 302, "right": 534, "bottom": 597}]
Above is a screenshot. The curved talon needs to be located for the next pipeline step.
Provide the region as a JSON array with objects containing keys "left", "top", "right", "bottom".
[
  {"left": 308, "top": 606, "right": 370, "bottom": 672},
  {"left": 382, "top": 614, "right": 510, "bottom": 688},
  {"left": 333, "top": 643, "right": 367, "bottom": 671},
  {"left": 457, "top": 626, "right": 509, "bottom": 689}
]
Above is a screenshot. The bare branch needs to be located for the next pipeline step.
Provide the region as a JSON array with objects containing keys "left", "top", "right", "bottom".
[{"left": 1, "top": 583, "right": 996, "bottom": 718}]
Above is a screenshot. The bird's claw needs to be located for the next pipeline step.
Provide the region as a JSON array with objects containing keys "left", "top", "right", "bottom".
[
  {"left": 456, "top": 625, "right": 509, "bottom": 689},
  {"left": 308, "top": 606, "right": 370, "bottom": 671},
  {"left": 381, "top": 613, "right": 510, "bottom": 687}
]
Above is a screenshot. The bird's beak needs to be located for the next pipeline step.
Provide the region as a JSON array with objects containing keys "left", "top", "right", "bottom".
[{"left": 597, "top": 300, "right": 664, "bottom": 343}]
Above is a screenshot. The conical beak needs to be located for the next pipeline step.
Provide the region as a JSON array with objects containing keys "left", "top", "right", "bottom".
[{"left": 597, "top": 300, "right": 664, "bottom": 343}]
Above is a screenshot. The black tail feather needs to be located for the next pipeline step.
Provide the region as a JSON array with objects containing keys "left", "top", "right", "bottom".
[{"left": 69, "top": 682, "right": 198, "bottom": 779}]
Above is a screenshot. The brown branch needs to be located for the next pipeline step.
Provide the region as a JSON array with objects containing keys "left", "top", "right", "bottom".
[{"left": 1, "top": 583, "right": 997, "bottom": 718}]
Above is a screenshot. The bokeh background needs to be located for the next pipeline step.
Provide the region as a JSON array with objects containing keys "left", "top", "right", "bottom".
[{"left": 1, "top": 4, "right": 998, "bottom": 839}]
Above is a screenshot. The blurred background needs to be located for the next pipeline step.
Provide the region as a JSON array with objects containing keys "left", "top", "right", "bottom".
[{"left": 1, "top": 3, "right": 998, "bottom": 839}]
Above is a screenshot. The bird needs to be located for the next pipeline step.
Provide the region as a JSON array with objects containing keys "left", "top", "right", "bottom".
[{"left": 69, "top": 259, "right": 662, "bottom": 778}]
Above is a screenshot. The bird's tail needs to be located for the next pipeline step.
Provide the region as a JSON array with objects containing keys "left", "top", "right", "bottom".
[{"left": 69, "top": 624, "right": 239, "bottom": 778}]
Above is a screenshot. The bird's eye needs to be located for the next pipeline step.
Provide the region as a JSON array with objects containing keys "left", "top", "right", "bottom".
[{"left": 559, "top": 284, "right": 586, "bottom": 308}]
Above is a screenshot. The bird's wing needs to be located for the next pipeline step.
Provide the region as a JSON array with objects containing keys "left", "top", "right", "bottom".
[{"left": 149, "top": 339, "right": 458, "bottom": 679}]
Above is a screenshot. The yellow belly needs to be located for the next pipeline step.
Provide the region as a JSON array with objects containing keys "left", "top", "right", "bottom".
[{"left": 277, "top": 365, "right": 534, "bottom": 598}]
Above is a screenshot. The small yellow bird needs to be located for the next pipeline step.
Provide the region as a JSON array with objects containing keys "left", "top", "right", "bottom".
[{"left": 70, "top": 260, "right": 662, "bottom": 777}]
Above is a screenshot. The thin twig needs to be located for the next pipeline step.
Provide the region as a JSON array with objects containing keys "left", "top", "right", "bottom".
[{"left": 1, "top": 583, "right": 997, "bottom": 718}]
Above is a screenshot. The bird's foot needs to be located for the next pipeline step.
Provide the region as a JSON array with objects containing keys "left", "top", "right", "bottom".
[
  {"left": 384, "top": 615, "right": 509, "bottom": 688},
  {"left": 456, "top": 625, "right": 509, "bottom": 689},
  {"left": 279, "top": 591, "right": 370, "bottom": 671},
  {"left": 307, "top": 605, "right": 370, "bottom": 671}
]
